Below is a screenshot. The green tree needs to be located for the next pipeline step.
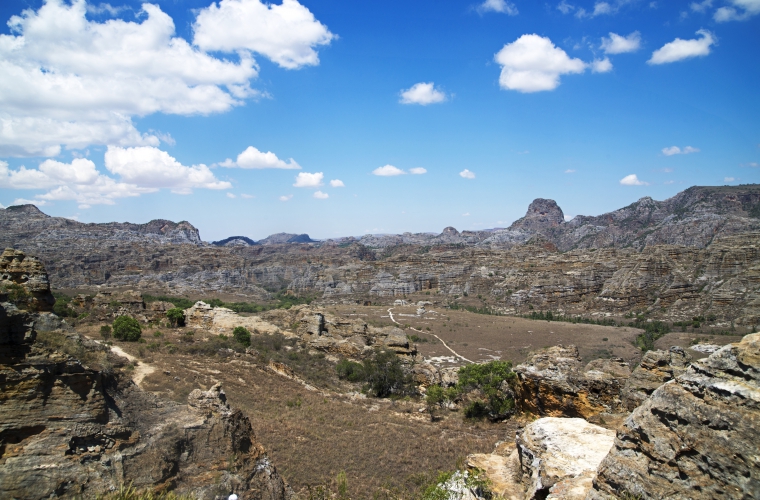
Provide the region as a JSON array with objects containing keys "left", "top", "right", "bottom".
[
  {"left": 100, "top": 325, "right": 112, "bottom": 341},
  {"left": 361, "top": 349, "right": 413, "bottom": 398},
  {"left": 232, "top": 326, "right": 251, "bottom": 347},
  {"left": 166, "top": 307, "right": 185, "bottom": 327},
  {"left": 112, "top": 316, "right": 142, "bottom": 342},
  {"left": 336, "top": 359, "right": 365, "bottom": 382}
]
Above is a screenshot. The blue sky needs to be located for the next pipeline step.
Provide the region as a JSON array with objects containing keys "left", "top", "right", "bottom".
[{"left": 0, "top": 0, "right": 758, "bottom": 241}]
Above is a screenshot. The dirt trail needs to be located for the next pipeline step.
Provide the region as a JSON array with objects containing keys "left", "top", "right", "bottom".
[
  {"left": 108, "top": 344, "right": 155, "bottom": 387},
  {"left": 387, "top": 307, "right": 473, "bottom": 363}
]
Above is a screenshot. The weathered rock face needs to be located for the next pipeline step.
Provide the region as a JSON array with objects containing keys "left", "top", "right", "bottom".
[
  {"left": 185, "top": 301, "right": 282, "bottom": 335},
  {"left": 514, "top": 345, "right": 630, "bottom": 419},
  {"left": 621, "top": 346, "right": 693, "bottom": 410},
  {"left": 516, "top": 417, "right": 616, "bottom": 500},
  {"left": 509, "top": 198, "right": 565, "bottom": 232},
  {"left": 0, "top": 334, "right": 293, "bottom": 499},
  {"left": 589, "top": 333, "right": 760, "bottom": 500},
  {"left": 0, "top": 247, "right": 55, "bottom": 313}
]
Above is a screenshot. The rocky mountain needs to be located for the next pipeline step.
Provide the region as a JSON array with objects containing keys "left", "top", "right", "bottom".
[{"left": 1, "top": 185, "right": 759, "bottom": 326}]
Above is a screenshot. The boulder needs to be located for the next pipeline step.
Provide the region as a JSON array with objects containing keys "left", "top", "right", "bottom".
[
  {"left": 621, "top": 346, "right": 692, "bottom": 410},
  {"left": 516, "top": 417, "right": 615, "bottom": 500},
  {"left": 589, "top": 333, "right": 760, "bottom": 500},
  {"left": 185, "top": 301, "right": 281, "bottom": 335},
  {"left": 514, "top": 346, "right": 630, "bottom": 418}
]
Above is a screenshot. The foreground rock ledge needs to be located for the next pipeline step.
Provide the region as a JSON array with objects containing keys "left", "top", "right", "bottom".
[{"left": 589, "top": 332, "right": 760, "bottom": 500}]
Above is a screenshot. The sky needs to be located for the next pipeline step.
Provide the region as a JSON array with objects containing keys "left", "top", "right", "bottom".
[{"left": 0, "top": 0, "right": 758, "bottom": 241}]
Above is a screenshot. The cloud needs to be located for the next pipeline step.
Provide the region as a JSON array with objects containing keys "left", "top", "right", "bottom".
[
  {"left": 563, "top": 214, "right": 574, "bottom": 221},
  {"left": 601, "top": 32, "right": 642, "bottom": 54},
  {"left": 477, "top": 0, "right": 518, "bottom": 15},
  {"left": 593, "top": 2, "right": 613, "bottom": 15},
  {"left": 227, "top": 193, "right": 236, "bottom": 198},
  {"left": 565, "top": 169, "right": 576, "bottom": 173},
  {"left": 293, "top": 172, "right": 324, "bottom": 188},
  {"left": 557, "top": 1, "right": 575, "bottom": 14},
  {"left": 592, "top": 58, "right": 613, "bottom": 73},
  {"left": 714, "top": 0, "right": 760, "bottom": 21},
  {"left": 410, "top": 167, "right": 428, "bottom": 175},
  {"left": 742, "top": 162, "right": 760, "bottom": 168},
  {"left": 648, "top": 30, "right": 716, "bottom": 65},
  {"left": 193, "top": 0, "right": 335, "bottom": 69},
  {"left": 620, "top": 174, "right": 649, "bottom": 186},
  {"left": 279, "top": 194, "right": 293, "bottom": 201},
  {"left": 241, "top": 193, "right": 254, "bottom": 198},
  {"left": 690, "top": 0, "right": 713, "bottom": 13},
  {"left": 494, "top": 34, "right": 587, "bottom": 92},
  {"left": 313, "top": 190, "right": 329, "bottom": 199},
  {"left": 399, "top": 83, "right": 448, "bottom": 105},
  {"left": 220, "top": 146, "right": 301, "bottom": 169},
  {"left": 462, "top": 212, "right": 471, "bottom": 216},
  {"left": 330, "top": 179, "right": 345, "bottom": 187},
  {"left": 105, "top": 146, "right": 231, "bottom": 192},
  {"left": 662, "top": 146, "right": 700, "bottom": 156},
  {"left": 0, "top": 0, "right": 333, "bottom": 156},
  {"left": 460, "top": 169, "right": 476, "bottom": 179},
  {"left": 724, "top": 177, "right": 736, "bottom": 182},
  {"left": 372, "top": 165, "right": 406, "bottom": 176},
  {"left": 12, "top": 198, "right": 47, "bottom": 207}
]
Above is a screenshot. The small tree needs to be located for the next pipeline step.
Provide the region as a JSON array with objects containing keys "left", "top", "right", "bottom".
[
  {"left": 336, "top": 359, "right": 365, "bottom": 382},
  {"left": 112, "top": 316, "right": 142, "bottom": 342},
  {"left": 100, "top": 324, "right": 112, "bottom": 341},
  {"left": 457, "top": 360, "right": 516, "bottom": 420},
  {"left": 361, "top": 349, "right": 413, "bottom": 398},
  {"left": 166, "top": 308, "right": 185, "bottom": 327},
  {"left": 232, "top": 326, "right": 251, "bottom": 347}
]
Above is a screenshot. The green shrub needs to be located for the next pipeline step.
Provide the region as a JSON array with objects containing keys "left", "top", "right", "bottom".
[
  {"left": 336, "top": 359, "right": 365, "bottom": 382},
  {"left": 112, "top": 316, "right": 142, "bottom": 342},
  {"left": 166, "top": 308, "right": 185, "bottom": 327},
  {"left": 232, "top": 326, "right": 251, "bottom": 347},
  {"left": 361, "top": 349, "right": 414, "bottom": 398},
  {"left": 456, "top": 360, "right": 516, "bottom": 420},
  {"left": 100, "top": 325, "right": 112, "bottom": 341},
  {"left": 52, "top": 292, "right": 76, "bottom": 317}
]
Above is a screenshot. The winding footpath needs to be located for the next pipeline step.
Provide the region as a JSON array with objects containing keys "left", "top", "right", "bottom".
[
  {"left": 106, "top": 344, "right": 156, "bottom": 387},
  {"left": 387, "top": 307, "right": 473, "bottom": 363}
]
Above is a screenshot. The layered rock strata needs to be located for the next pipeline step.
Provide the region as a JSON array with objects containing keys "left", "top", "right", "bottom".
[
  {"left": 621, "top": 346, "right": 693, "bottom": 410},
  {"left": 513, "top": 345, "right": 630, "bottom": 419},
  {"left": 589, "top": 333, "right": 760, "bottom": 499}
]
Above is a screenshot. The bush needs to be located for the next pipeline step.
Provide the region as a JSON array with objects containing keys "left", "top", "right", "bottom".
[
  {"left": 112, "top": 316, "right": 142, "bottom": 342},
  {"left": 336, "top": 359, "right": 365, "bottom": 382},
  {"left": 166, "top": 308, "right": 185, "bottom": 327},
  {"left": 232, "top": 326, "right": 251, "bottom": 347},
  {"left": 456, "top": 360, "right": 516, "bottom": 420},
  {"left": 361, "top": 349, "right": 414, "bottom": 398},
  {"left": 52, "top": 292, "right": 76, "bottom": 317},
  {"left": 100, "top": 325, "right": 112, "bottom": 341}
]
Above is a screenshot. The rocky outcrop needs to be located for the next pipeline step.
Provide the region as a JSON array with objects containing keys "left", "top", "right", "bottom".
[
  {"left": 516, "top": 417, "right": 615, "bottom": 500},
  {"left": 185, "top": 301, "right": 282, "bottom": 336},
  {"left": 621, "top": 346, "right": 693, "bottom": 410},
  {"left": 0, "top": 330, "right": 292, "bottom": 499},
  {"left": 1, "top": 247, "right": 55, "bottom": 313},
  {"left": 514, "top": 346, "right": 630, "bottom": 419},
  {"left": 589, "top": 333, "right": 760, "bottom": 500},
  {"left": 509, "top": 198, "right": 565, "bottom": 232}
]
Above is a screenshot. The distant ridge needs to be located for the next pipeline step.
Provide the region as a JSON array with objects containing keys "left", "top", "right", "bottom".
[
  {"left": 212, "top": 236, "right": 257, "bottom": 247},
  {"left": 258, "top": 233, "right": 316, "bottom": 245}
]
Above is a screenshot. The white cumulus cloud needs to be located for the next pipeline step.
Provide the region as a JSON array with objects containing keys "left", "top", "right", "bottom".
[
  {"left": 592, "top": 58, "right": 613, "bottom": 73},
  {"left": 714, "top": 0, "right": 760, "bottom": 21},
  {"left": 372, "top": 165, "right": 406, "bottom": 176},
  {"left": 293, "top": 172, "right": 324, "bottom": 188},
  {"left": 477, "top": 0, "right": 518, "bottom": 15},
  {"left": 662, "top": 146, "right": 700, "bottom": 156},
  {"left": 648, "top": 30, "right": 716, "bottom": 65},
  {"left": 105, "top": 146, "right": 231, "bottom": 193},
  {"left": 690, "top": 0, "right": 713, "bottom": 13},
  {"left": 494, "top": 34, "right": 587, "bottom": 92},
  {"left": 313, "top": 190, "right": 329, "bottom": 199},
  {"left": 460, "top": 169, "right": 476, "bottom": 179},
  {"left": 227, "top": 193, "right": 236, "bottom": 198},
  {"left": 565, "top": 169, "right": 576, "bottom": 173},
  {"left": 620, "top": 174, "right": 649, "bottom": 186},
  {"left": 330, "top": 179, "right": 345, "bottom": 187},
  {"left": 601, "top": 32, "right": 641, "bottom": 54},
  {"left": 193, "top": 0, "right": 336, "bottom": 69},
  {"left": 220, "top": 146, "right": 301, "bottom": 169},
  {"left": 279, "top": 194, "right": 293, "bottom": 201},
  {"left": 724, "top": 176, "right": 736, "bottom": 182},
  {"left": 0, "top": 0, "right": 333, "bottom": 156},
  {"left": 399, "top": 83, "right": 448, "bottom": 105},
  {"left": 410, "top": 167, "right": 428, "bottom": 175}
]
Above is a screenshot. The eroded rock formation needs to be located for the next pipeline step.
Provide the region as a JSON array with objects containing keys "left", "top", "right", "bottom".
[
  {"left": 589, "top": 333, "right": 760, "bottom": 499},
  {"left": 513, "top": 345, "right": 630, "bottom": 419}
]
